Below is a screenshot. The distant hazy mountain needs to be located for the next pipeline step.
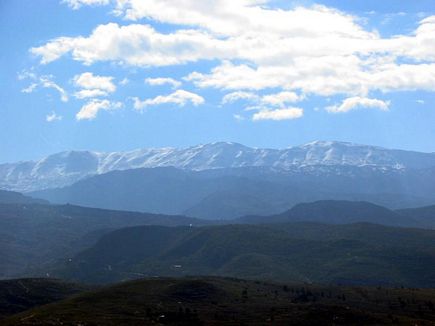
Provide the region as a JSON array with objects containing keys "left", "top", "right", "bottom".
[
  {"left": 396, "top": 205, "right": 435, "bottom": 227},
  {"left": 31, "top": 167, "right": 313, "bottom": 218},
  {"left": 2, "top": 141, "right": 435, "bottom": 192},
  {"left": 31, "top": 165, "right": 435, "bottom": 218},
  {"left": 0, "top": 190, "right": 48, "bottom": 205},
  {"left": 54, "top": 223, "right": 435, "bottom": 287},
  {"left": 239, "top": 200, "right": 422, "bottom": 227}
]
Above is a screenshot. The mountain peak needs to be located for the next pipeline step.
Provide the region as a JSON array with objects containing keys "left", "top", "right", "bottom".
[
  {"left": 299, "top": 140, "right": 376, "bottom": 149},
  {"left": 197, "top": 141, "right": 249, "bottom": 149}
]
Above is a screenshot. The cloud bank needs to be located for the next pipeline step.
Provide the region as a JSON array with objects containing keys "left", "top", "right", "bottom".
[{"left": 27, "top": 1, "right": 435, "bottom": 120}]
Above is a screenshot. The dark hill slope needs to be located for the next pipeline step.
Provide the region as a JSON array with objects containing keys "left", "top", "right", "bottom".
[
  {"left": 0, "top": 203, "right": 207, "bottom": 279},
  {"left": 271, "top": 222, "right": 435, "bottom": 249},
  {"left": 0, "top": 278, "right": 90, "bottom": 320},
  {"left": 397, "top": 205, "right": 435, "bottom": 226},
  {"left": 55, "top": 223, "right": 435, "bottom": 287},
  {"left": 4, "top": 277, "right": 435, "bottom": 325},
  {"left": 239, "top": 200, "right": 424, "bottom": 227}
]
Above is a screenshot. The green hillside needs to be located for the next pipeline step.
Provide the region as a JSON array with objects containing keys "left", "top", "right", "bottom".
[
  {"left": 0, "top": 203, "right": 207, "bottom": 279},
  {"left": 3, "top": 277, "right": 435, "bottom": 325},
  {"left": 239, "top": 200, "right": 429, "bottom": 227},
  {"left": 0, "top": 278, "right": 90, "bottom": 320},
  {"left": 55, "top": 223, "right": 435, "bottom": 287}
]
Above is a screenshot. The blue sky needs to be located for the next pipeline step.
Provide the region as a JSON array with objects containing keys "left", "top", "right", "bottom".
[{"left": 1, "top": 0, "right": 435, "bottom": 163}]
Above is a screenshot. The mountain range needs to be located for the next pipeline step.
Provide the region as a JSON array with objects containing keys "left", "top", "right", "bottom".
[
  {"left": 2, "top": 194, "right": 433, "bottom": 281},
  {"left": 31, "top": 164, "right": 435, "bottom": 218},
  {"left": 2, "top": 141, "right": 435, "bottom": 192}
]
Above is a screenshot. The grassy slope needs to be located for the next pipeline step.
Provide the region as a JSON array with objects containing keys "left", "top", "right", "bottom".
[
  {"left": 0, "top": 203, "right": 208, "bottom": 279},
  {"left": 55, "top": 223, "right": 435, "bottom": 287},
  {"left": 0, "top": 278, "right": 91, "bottom": 320},
  {"left": 3, "top": 277, "right": 435, "bottom": 325}
]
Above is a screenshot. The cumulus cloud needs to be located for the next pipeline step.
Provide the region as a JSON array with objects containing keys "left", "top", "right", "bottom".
[
  {"left": 133, "top": 90, "right": 205, "bottom": 110},
  {"left": 31, "top": 23, "right": 229, "bottom": 66},
  {"left": 145, "top": 77, "right": 181, "bottom": 89},
  {"left": 72, "top": 72, "right": 116, "bottom": 99},
  {"left": 46, "top": 111, "right": 62, "bottom": 122},
  {"left": 222, "top": 91, "right": 259, "bottom": 104},
  {"left": 111, "top": 1, "right": 373, "bottom": 39},
  {"left": 252, "top": 108, "right": 304, "bottom": 121},
  {"left": 74, "top": 89, "right": 108, "bottom": 99},
  {"left": 30, "top": 1, "right": 435, "bottom": 119},
  {"left": 73, "top": 72, "right": 116, "bottom": 92},
  {"left": 326, "top": 97, "right": 390, "bottom": 113},
  {"left": 222, "top": 90, "right": 304, "bottom": 121},
  {"left": 76, "top": 99, "right": 123, "bottom": 120},
  {"left": 62, "top": 0, "right": 110, "bottom": 10},
  {"left": 222, "top": 90, "right": 302, "bottom": 105},
  {"left": 261, "top": 91, "right": 303, "bottom": 107}
]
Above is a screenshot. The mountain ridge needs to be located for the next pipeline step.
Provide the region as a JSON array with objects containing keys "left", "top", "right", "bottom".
[
  {"left": 30, "top": 166, "right": 435, "bottom": 217},
  {"left": 53, "top": 222, "right": 435, "bottom": 287},
  {"left": 238, "top": 200, "right": 429, "bottom": 227},
  {"left": 3, "top": 141, "right": 435, "bottom": 192}
]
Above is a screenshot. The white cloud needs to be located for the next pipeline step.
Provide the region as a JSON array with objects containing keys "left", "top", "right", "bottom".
[
  {"left": 233, "top": 114, "right": 245, "bottom": 121},
  {"left": 18, "top": 71, "right": 68, "bottom": 102},
  {"left": 222, "top": 91, "right": 259, "bottom": 104},
  {"left": 326, "top": 97, "right": 390, "bottom": 113},
  {"left": 417, "top": 99, "right": 425, "bottom": 104},
  {"left": 252, "top": 107, "right": 304, "bottom": 121},
  {"left": 261, "top": 91, "right": 303, "bottom": 107},
  {"left": 40, "top": 76, "right": 69, "bottom": 102},
  {"left": 29, "top": 1, "right": 435, "bottom": 114},
  {"left": 73, "top": 72, "right": 116, "bottom": 92},
  {"left": 62, "top": 0, "right": 110, "bottom": 10},
  {"left": 17, "top": 70, "right": 37, "bottom": 81},
  {"left": 21, "top": 83, "right": 38, "bottom": 93},
  {"left": 31, "top": 23, "right": 229, "bottom": 66},
  {"left": 76, "top": 99, "right": 123, "bottom": 120},
  {"left": 46, "top": 111, "right": 62, "bottom": 122},
  {"left": 119, "top": 78, "right": 129, "bottom": 86},
  {"left": 133, "top": 90, "right": 205, "bottom": 110},
  {"left": 74, "top": 89, "right": 108, "bottom": 99},
  {"left": 222, "top": 91, "right": 304, "bottom": 121},
  {"left": 145, "top": 77, "right": 181, "bottom": 89},
  {"left": 112, "top": 1, "right": 373, "bottom": 39},
  {"left": 72, "top": 72, "right": 116, "bottom": 99}
]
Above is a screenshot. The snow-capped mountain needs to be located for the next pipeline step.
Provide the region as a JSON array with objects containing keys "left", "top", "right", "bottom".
[{"left": 1, "top": 141, "right": 435, "bottom": 192}]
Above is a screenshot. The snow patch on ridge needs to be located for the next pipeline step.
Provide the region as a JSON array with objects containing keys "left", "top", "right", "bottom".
[{"left": 1, "top": 141, "right": 435, "bottom": 192}]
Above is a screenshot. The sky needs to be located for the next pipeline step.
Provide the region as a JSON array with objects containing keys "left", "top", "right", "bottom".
[{"left": 1, "top": 0, "right": 435, "bottom": 163}]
